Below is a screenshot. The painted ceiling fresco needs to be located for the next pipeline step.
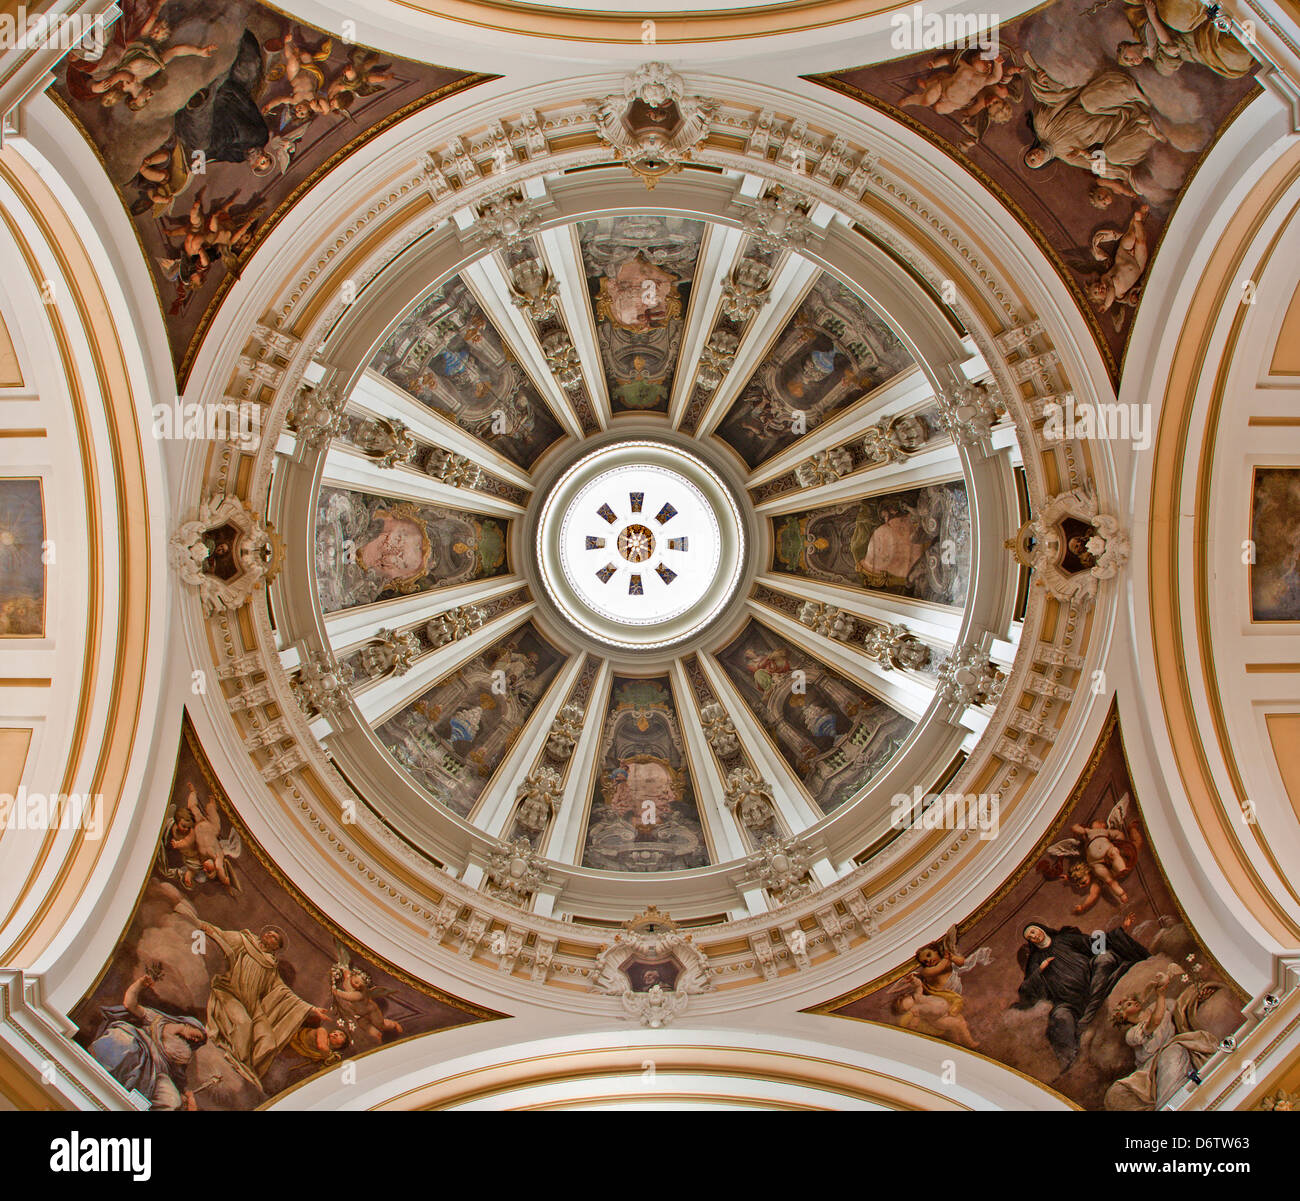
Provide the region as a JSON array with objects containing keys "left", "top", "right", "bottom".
[
  {"left": 577, "top": 216, "right": 707, "bottom": 415},
  {"left": 714, "top": 272, "right": 915, "bottom": 468},
  {"left": 580, "top": 675, "right": 713, "bottom": 873},
  {"left": 812, "top": 0, "right": 1259, "bottom": 382},
  {"left": 370, "top": 275, "right": 567, "bottom": 470},
  {"left": 73, "top": 714, "right": 498, "bottom": 1110},
  {"left": 51, "top": 0, "right": 488, "bottom": 383},
  {"left": 376, "top": 620, "right": 566, "bottom": 818},
  {"left": 771, "top": 480, "right": 971, "bottom": 607},
  {"left": 314, "top": 486, "right": 508, "bottom": 614},
  {"left": 814, "top": 706, "right": 1247, "bottom": 1110},
  {"left": 714, "top": 619, "right": 916, "bottom": 813},
  {"left": 1250, "top": 468, "right": 1300, "bottom": 621},
  {"left": 0, "top": 478, "right": 46, "bottom": 636}
]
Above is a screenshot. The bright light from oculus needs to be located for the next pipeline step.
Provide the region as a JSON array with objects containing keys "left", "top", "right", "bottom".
[{"left": 536, "top": 442, "right": 745, "bottom": 651}]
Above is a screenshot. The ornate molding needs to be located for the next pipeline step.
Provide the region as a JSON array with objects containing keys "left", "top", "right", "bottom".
[
  {"left": 724, "top": 766, "right": 779, "bottom": 837},
  {"left": 591, "top": 909, "right": 713, "bottom": 1028},
  {"left": 1007, "top": 487, "right": 1131, "bottom": 607},
  {"left": 472, "top": 187, "right": 540, "bottom": 251},
  {"left": 745, "top": 835, "right": 814, "bottom": 903},
  {"left": 424, "top": 449, "right": 484, "bottom": 490},
  {"left": 506, "top": 254, "right": 560, "bottom": 319},
  {"left": 862, "top": 623, "right": 931, "bottom": 672},
  {"left": 169, "top": 494, "right": 283, "bottom": 616},
  {"left": 540, "top": 328, "right": 585, "bottom": 392},
  {"left": 587, "top": 63, "right": 715, "bottom": 190},
  {"left": 513, "top": 766, "right": 564, "bottom": 837},
  {"left": 286, "top": 382, "right": 347, "bottom": 449},
  {"left": 798, "top": 601, "right": 856, "bottom": 642},
  {"left": 741, "top": 184, "right": 814, "bottom": 251},
  {"left": 934, "top": 380, "right": 1005, "bottom": 447},
  {"left": 795, "top": 446, "right": 854, "bottom": 487},
  {"left": 719, "top": 256, "right": 772, "bottom": 322},
  {"left": 292, "top": 649, "right": 355, "bottom": 720},
  {"left": 935, "top": 645, "right": 1006, "bottom": 711},
  {"left": 485, "top": 837, "right": 551, "bottom": 906},
  {"left": 353, "top": 416, "right": 417, "bottom": 469},
  {"left": 544, "top": 703, "right": 584, "bottom": 763},
  {"left": 700, "top": 701, "right": 740, "bottom": 758},
  {"left": 425, "top": 604, "right": 487, "bottom": 648},
  {"left": 358, "top": 629, "right": 420, "bottom": 680}
]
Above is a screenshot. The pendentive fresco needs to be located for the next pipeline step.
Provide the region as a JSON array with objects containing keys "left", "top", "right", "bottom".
[
  {"left": 51, "top": 0, "right": 488, "bottom": 381},
  {"left": 818, "top": 708, "right": 1247, "bottom": 1111},
  {"left": 813, "top": 0, "right": 1258, "bottom": 380},
  {"left": 72, "top": 715, "right": 498, "bottom": 1110}
]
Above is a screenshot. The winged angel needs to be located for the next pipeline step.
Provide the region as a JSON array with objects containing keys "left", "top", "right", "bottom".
[
  {"left": 329, "top": 940, "right": 404, "bottom": 1045},
  {"left": 159, "top": 782, "right": 240, "bottom": 893},
  {"left": 888, "top": 925, "right": 992, "bottom": 1049},
  {"left": 1039, "top": 793, "right": 1145, "bottom": 914}
]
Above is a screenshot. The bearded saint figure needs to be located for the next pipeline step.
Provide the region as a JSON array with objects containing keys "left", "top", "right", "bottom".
[{"left": 189, "top": 914, "right": 329, "bottom": 1088}]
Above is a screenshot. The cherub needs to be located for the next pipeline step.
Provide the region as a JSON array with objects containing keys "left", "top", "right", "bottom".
[
  {"left": 891, "top": 975, "right": 980, "bottom": 1048},
  {"left": 330, "top": 940, "right": 404, "bottom": 1044},
  {"left": 87, "top": 21, "right": 217, "bottom": 111},
  {"left": 325, "top": 48, "right": 396, "bottom": 111},
  {"left": 289, "top": 1019, "right": 350, "bottom": 1064},
  {"left": 167, "top": 782, "right": 240, "bottom": 891},
  {"left": 133, "top": 140, "right": 192, "bottom": 216},
  {"left": 899, "top": 49, "right": 1022, "bottom": 125},
  {"left": 158, "top": 252, "right": 209, "bottom": 300},
  {"left": 262, "top": 27, "right": 336, "bottom": 123},
  {"left": 1040, "top": 793, "right": 1144, "bottom": 913},
  {"left": 915, "top": 926, "right": 968, "bottom": 994},
  {"left": 895, "top": 924, "right": 993, "bottom": 1048},
  {"left": 1086, "top": 204, "right": 1150, "bottom": 320},
  {"left": 160, "top": 190, "right": 260, "bottom": 270}
]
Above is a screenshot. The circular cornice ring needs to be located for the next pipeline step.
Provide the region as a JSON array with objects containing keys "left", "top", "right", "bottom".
[
  {"left": 171, "top": 69, "right": 1127, "bottom": 1003},
  {"left": 534, "top": 438, "right": 746, "bottom": 652}
]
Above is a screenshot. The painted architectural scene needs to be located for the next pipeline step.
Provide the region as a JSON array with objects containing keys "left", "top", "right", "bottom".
[
  {"left": 821, "top": 709, "right": 1247, "bottom": 1110},
  {"left": 772, "top": 481, "right": 971, "bottom": 606},
  {"left": 0, "top": 479, "right": 45, "bottom": 635},
  {"left": 369, "top": 274, "right": 567, "bottom": 469},
  {"left": 714, "top": 620, "right": 915, "bottom": 812},
  {"left": 1250, "top": 467, "right": 1300, "bottom": 621},
  {"left": 72, "top": 716, "right": 494, "bottom": 1110},
  {"left": 376, "top": 621, "right": 566, "bottom": 817},
  {"left": 52, "top": 0, "right": 484, "bottom": 378},
  {"left": 581, "top": 675, "right": 712, "bottom": 872},
  {"left": 577, "top": 216, "right": 707, "bottom": 414},
  {"left": 714, "top": 272, "right": 915, "bottom": 468},
  {"left": 813, "top": 0, "right": 1259, "bottom": 374},
  {"left": 313, "top": 486, "right": 508, "bottom": 614}
]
